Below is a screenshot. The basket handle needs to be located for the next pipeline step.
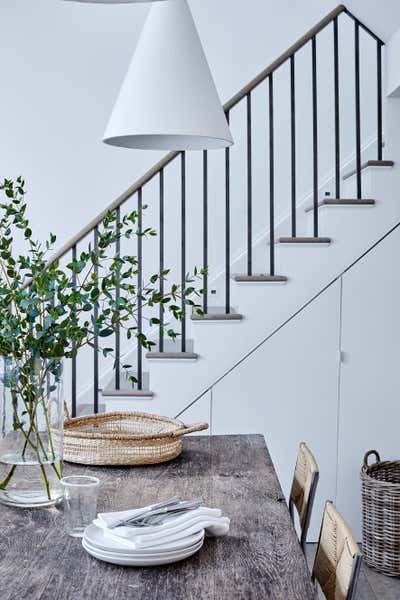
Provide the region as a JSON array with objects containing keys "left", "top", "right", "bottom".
[
  {"left": 64, "top": 401, "right": 71, "bottom": 421},
  {"left": 363, "top": 450, "right": 381, "bottom": 469},
  {"left": 172, "top": 422, "right": 209, "bottom": 437}
]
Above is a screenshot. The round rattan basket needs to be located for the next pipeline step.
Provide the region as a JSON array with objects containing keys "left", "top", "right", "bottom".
[
  {"left": 361, "top": 450, "right": 400, "bottom": 576},
  {"left": 55, "top": 411, "right": 208, "bottom": 466}
]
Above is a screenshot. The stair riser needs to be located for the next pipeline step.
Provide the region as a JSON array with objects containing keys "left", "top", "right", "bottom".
[
  {"left": 341, "top": 166, "right": 374, "bottom": 198},
  {"left": 306, "top": 204, "right": 376, "bottom": 237}
]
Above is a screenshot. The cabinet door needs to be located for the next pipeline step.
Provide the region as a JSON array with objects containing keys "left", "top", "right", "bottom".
[
  {"left": 212, "top": 280, "right": 341, "bottom": 541},
  {"left": 337, "top": 227, "right": 400, "bottom": 539}
]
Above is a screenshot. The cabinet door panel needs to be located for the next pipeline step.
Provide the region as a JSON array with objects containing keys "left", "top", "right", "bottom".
[
  {"left": 337, "top": 227, "right": 400, "bottom": 539},
  {"left": 212, "top": 281, "right": 341, "bottom": 541}
]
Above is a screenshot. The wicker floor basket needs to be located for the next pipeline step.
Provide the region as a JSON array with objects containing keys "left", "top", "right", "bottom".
[
  {"left": 55, "top": 411, "right": 208, "bottom": 466},
  {"left": 361, "top": 450, "right": 400, "bottom": 577}
]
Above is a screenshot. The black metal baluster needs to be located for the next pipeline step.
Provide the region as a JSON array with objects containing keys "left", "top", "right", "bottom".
[
  {"left": 203, "top": 151, "right": 208, "bottom": 314},
  {"left": 93, "top": 228, "right": 99, "bottom": 413},
  {"left": 71, "top": 245, "right": 77, "bottom": 417},
  {"left": 269, "top": 75, "right": 275, "bottom": 275},
  {"left": 334, "top": 17, "right": 340, "bottom": 199},
  {"left": 312, "top": 36, "right": 319, "bottom": 236},
  {"left": 181, "top": 153, "right": 186, "bottom": 351},
  {"left": 377, "top": 40, "right": 383, "bottom": 161},
  {"left": 159, "top": 170, "right": 164, "bottom": 353},
  {"left": 225, "top": 113, "right": 231, "bottom": 313},
  {"left": 354, "top": 22, "right": 362, "bottom": 199},
  {"left": 247, "top": 93, "right": 253, "bottom": 275},
  {"left": 290, "top": 55, "right": 296, "bottom": 237},
  {"left": 137, "top": 188, "right": 143, "bottom": 389},
  {"left": 115, "top": 207, "right": 121, "bottom": 390}
]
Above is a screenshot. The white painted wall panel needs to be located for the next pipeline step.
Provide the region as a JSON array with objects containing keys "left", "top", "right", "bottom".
[
  {"left": 387, "top": 27, "right": 400, "bottom": 97},
  {"left": 211, "top": 281, "right": 342, "bottom": 541},
  {"left": 336, "top": 226, "right": 400, "bottom": 540}
]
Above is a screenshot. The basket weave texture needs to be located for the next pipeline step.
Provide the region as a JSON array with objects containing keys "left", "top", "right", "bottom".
[
  {"left": 55, "top": 411, "right": 208, "bottom": 466},
  {"left": 361, "top": 450, "right": 400, "bottom": 577}
]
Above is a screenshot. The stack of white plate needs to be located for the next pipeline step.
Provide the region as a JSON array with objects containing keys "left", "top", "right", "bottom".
[{"left": 83, "top": 523, "right": 205, "bottom": 567}]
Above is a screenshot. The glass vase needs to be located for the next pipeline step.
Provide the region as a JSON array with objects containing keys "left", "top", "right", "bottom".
[{"left": 0, "top": 356, "right": 64, "bottom": 508}]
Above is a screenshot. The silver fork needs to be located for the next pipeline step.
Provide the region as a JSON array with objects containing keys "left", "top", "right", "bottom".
[
  {"left": 116, "top": 497, "right": 203, "bottom": 528},
  {"left": 110, "top": 495, "right": 182, "bottom": 529}
]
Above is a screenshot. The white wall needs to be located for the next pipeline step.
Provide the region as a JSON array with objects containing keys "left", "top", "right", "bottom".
[
  {"left": 1, "top": 0, "right": 400, "bottom": 258},
  {"left": 387, "top": 26, "right": 400, "bottom": 96},
  {"left": 180, "top": 224, "right": 400, "bottom": 541}
]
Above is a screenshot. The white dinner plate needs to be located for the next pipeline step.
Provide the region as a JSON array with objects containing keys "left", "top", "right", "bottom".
[
  {"left": 82, "top": 537, "right": 204, "bottom": 566},
  {"left": 83, "top": 535, "right": 203, "bottom": 558},
  {"left": 84, "top": 523, "right": 205, "bottom": 555}
]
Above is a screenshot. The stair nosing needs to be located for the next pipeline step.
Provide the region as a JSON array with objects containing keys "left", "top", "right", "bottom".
[
  {"left": 102, "top": 389, "right": 154, "bottom": 398},
  {"left": 304, "top": 198, "right": 376, "bottom": 212},
  {"left": 278, "top": 237, "right": 331, "bottom": 244},
  {"left": 146, "top": 352, "right": 199, "bottom": 360},
  {"left": 233, "top": 274, "right": 288, "bottom": 282},
  {"left": 191, "top": 312, "right": 243, "bottom": 321},
  {"left": 342, "top": 160, "right": 394, "bottom": 181}
]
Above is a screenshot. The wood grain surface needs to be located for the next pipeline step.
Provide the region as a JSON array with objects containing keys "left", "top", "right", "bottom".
[{"left": 0, "top": 435, "right": 315, "bottom": 600}]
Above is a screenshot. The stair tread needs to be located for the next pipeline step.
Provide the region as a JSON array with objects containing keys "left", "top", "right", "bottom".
[
  {"left": 102, "top": 388, "right": 154, "bottom": 398},
  {"left": 146, "top": 352, "right": 198, "bottom": 360},
  {"left": 304, "top": 198, "right": 375, "bottom": 212},
  {"left": 343, "top": 160, "right": 394, "bottom": 181},
  {"left": 191, "top": 307, "right": 243, "bottom": 321},
  {"left": 278, "top": 237, "right": 331, "bottom": 244},
  {"left": 233, "top": 274, "right": 288, "bottom": 282}
]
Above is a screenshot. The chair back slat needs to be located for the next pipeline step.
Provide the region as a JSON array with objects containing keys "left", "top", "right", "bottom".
[
  {"left": 312, "top": 501, "right": 362, "bottom": 600},
  {"left": 289, "top": 442, "right": 319, "bottom": 548}
]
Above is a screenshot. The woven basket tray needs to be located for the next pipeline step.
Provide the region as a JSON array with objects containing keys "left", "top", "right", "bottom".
[
  {"left": 56, "top": 411, "right": 208, "bottom": 466},
  {"left": 361, "top": 450, "right": 400, "bottom": 577}
]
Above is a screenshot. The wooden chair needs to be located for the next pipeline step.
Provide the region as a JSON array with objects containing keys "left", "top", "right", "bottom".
[
  {"left": 289, "top": 442, "right": 319, "bottom": 550},
  {"left": 312, "top": 501, "right": 362, "bottom": 600}
]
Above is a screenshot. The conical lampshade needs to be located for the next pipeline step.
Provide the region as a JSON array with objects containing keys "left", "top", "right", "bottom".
[{"left": 103, "top": 0, "right": 233, "bottom": 150}]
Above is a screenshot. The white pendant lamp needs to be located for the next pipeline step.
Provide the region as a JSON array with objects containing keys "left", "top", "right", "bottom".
[{"left": 103, "top": 0, "right": 233, "bottom": 150}]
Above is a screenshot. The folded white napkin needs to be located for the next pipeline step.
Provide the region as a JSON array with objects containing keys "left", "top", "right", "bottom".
[{"left": 94, "top": 506, "right": 230, "bottom": 550}]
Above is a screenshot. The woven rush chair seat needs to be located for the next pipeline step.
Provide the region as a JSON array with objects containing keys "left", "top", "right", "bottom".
[
  {"left": 312, "top": 501, "right": 362, "bottom": 600},
  {"left": 53, "top": 411, "right": 208, "bottom": 466}
]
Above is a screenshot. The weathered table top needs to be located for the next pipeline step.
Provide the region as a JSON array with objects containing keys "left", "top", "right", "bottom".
[{"left": 0, "top": 435, "right": 315, "bottom": 600}]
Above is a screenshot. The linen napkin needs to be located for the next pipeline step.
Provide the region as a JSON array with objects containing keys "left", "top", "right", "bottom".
[{"left": 94, "top": 506, "right": 230, "bottom": 550}]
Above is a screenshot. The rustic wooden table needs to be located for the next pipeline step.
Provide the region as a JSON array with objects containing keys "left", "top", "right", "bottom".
[{"left": 0, "top": 435, "right": 315, "bottom": 600}]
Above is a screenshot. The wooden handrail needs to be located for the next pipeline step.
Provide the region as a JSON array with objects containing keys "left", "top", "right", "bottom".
[
  {"left": 226, "top": 4, "right": 346, "bottom": 111},
  {"left": 46, "top": 4, "right": 383, "bottom": 266}
]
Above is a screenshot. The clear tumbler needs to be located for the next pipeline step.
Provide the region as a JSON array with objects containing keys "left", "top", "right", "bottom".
[{"left": 61, "top": 475, "right": 100, "bottom": 537}]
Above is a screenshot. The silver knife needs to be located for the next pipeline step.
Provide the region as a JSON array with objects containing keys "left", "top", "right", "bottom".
[
  {"left": 110, "top": 495, "right": 182, "bottom": 529},
  {"left": 115, "top": 497, "right": 203, "bottom": 528}
]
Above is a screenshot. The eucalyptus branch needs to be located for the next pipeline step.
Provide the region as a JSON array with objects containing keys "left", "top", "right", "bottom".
[{"left": 0, "top": 176, "right": 204, "bottom": 497}]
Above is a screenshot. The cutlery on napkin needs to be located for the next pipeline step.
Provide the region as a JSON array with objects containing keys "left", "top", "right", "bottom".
[
  {"left": 114, "top": 497, "right": 204, "bottom": 528},
  {"left": 94, "top": 498, "right": 230, "bottom": 550},
  {"left": 100, "top": 496, "right": 183, "bottom": 529}
]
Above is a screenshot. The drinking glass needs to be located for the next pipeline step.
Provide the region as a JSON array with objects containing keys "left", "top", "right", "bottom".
[{"left": 61, "top": 475, "right": 100, "bottom": 537}]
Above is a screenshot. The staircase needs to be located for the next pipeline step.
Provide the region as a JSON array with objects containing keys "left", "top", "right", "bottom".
[{"left": 55, "top": 5, "right": 399, "bottom": 423}]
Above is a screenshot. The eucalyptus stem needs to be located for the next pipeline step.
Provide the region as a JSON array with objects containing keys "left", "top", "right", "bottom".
[
  {"left": 39, "top": 464, "right": 51, "bottom": 501},
  {"left": 0, "top": 465, "right": 16, "bottom": 490}
]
